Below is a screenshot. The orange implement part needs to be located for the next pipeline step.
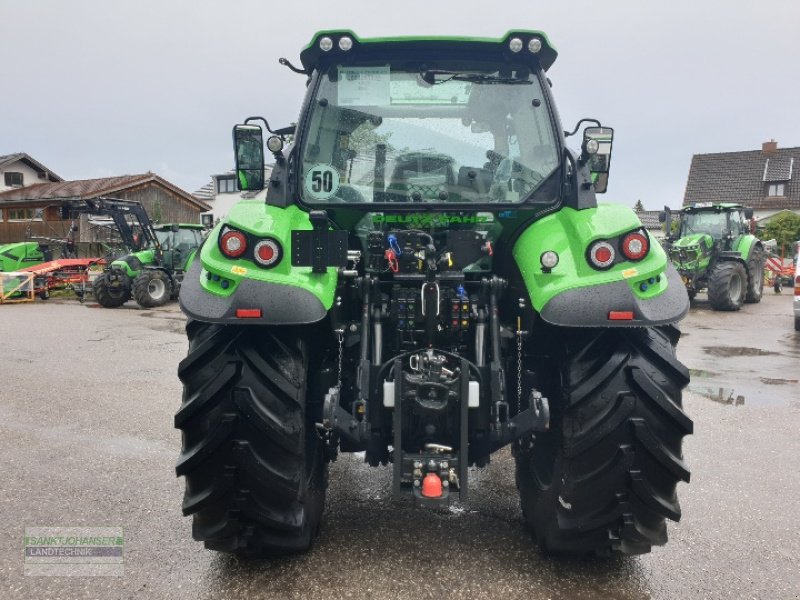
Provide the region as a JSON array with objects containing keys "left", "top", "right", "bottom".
[
  {"left": 421, "top": 473, "right": 443, "bottom": 498},
  {"left": 19, "top": 258, "right": 104, "bottom": 275}
]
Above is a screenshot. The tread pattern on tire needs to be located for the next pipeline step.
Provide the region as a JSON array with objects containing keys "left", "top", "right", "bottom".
[
  {"left": 707, "top": 261, "right": 746, "bottom": 311},
  {"left": 93, "top": 272, "right": 129, "bottom": 308},
  {"left": 133, "top": 270, "right": 171, "bottom": 308},
  {"left": 175, "top": 319, "right": 325, "bottom": 557},
  {"left": 744, "top": 247, "right": 764, "bottom": 304},
  {"left": 515, "top": 326, "right": 692, "bottom": 556}
]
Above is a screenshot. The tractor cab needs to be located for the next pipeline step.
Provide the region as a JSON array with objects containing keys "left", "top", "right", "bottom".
[
  {"left": 153, "top": 224, "right": 205, "bottom": 271},
  {"left": 675, "top": 203, "right": 753, "bottom": 247},
  {"left": 233, "top": 32, "right": 614, "bottom": 219}
]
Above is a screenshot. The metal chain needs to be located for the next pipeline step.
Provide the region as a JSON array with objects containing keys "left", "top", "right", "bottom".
[
  {"left": 516, "top": 317, "right": 523, "bottom": 417},
  {"left": 335, "top": 328, "right": 344, "bottom": 390}
]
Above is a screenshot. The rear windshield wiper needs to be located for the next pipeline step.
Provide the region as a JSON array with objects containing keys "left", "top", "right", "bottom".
[{"left": 422, "top": 70, "right": 532, "bottom": 85}]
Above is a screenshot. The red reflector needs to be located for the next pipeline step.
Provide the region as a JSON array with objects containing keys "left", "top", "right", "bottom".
[
  {"left": 608, "top": 311, "right": 635, "bottom": 321},
  {"left": 595, "top": 246, "right": 612, "bottom": 263},
  {"left": 235, "top": 308, "right": 262, "bottom": 318},
  {"left": 258, "top": 244, "right": 275, "bottom": 262}
]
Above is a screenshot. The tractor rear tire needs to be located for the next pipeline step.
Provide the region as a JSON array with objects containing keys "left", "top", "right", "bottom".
[
  {"left": 745, "top": 248, "right": 764, "bottom": 304},
  {"left": 707, "top": 261, "right": 746, "bottom": 311},
  {"left": 133, "top": 270, "right": 171, "bottom": 308},
  {"left": 515, "top": 326, "right": 692, "bottom": 556},
  {"left": 175, "top": 320, "right": 326, "bottom": 557},
  {"left": 92, "top": 272, "right": 130, "bottom": 308}
]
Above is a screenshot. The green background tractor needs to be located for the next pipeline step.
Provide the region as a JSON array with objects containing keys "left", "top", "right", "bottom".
[
  {"left": 94, "top": 222, "right": 205, "bottom": 308},
  {"left": 66, "top": 198, "right": 205, "bottom": 308},
  {"left": 663, "top": 203, "right": 764, "bottom": 310},
  {"left": 175, "top": 31, "right": 692, "bottom": 558}
]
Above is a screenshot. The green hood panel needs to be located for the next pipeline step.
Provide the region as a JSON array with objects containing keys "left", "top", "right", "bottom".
[
  {"left": 672, "top": 233, "right": 713, "bottom": 249},
  {"left": 197, "top": 202, "right": 338, "bottom": 310},
  {"left": 111, "top": 249, "right": 155, "bottom": 277},
  {"left": 513, "top": 204, "right": 671, "bottom": 314}
]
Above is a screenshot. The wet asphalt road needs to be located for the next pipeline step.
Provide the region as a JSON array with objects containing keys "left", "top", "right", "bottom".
[{"left": 1, "top": 292, "right": 799, "bottom": 599}]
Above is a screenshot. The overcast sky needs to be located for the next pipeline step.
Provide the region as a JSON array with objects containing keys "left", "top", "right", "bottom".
[{"left": 2, "top": 0, "right": 798, "bottom": 209}]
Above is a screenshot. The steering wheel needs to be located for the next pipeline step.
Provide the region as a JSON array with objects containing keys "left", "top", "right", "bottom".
[{"left": 329, "top": 184, "right": 365, "bottom": 203}]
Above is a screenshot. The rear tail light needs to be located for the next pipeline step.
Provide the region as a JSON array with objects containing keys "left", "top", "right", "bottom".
[
  {"left": 795, "top": 275, "right": 800, "bottom": 296},
  {"left": 621, "top": 230, "right": 649, "bottom": 261},
  {"left": 253, "top": 238, "right": 282, "bottom": 268},
  {"left": 609, "top": 311, "right": 635, "bottom": 320},
  {"left": 588, "top": 240, "right": 616, "bottom": 269},
  {"left": 220, "top": 229, "right": 247, "bottom": 258}
]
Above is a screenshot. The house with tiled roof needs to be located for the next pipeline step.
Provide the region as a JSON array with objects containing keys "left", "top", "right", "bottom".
[
  {"left": 635, "top": 209, "right": 670, "bottom": 240},
  {"left": 0, "top": 153, "right": 62, "bottom": 193},
  {"left": 0, "top": 171, "right": 210, "bottom": 247},
  {"left": 683, "top": 140, "right": 800, "bottom": 224}
]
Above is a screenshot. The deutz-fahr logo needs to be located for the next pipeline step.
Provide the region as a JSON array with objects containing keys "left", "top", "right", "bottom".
[{"left": 372, "top": 213, "right": 494, "bottom": 227}]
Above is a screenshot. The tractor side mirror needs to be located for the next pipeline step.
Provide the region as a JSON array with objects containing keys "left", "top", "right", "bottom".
[
  {"left": 581, "top": 126, "right": 614, "bottom": 193},
  {"left": 743, "top": 207, "right": 754, "bottom": 220},
  {"left": 233, "top": 124, "right": 265, "bottom": 191},
  {"left": 658, "top": 211, "right": 666, "bottom": 223}
]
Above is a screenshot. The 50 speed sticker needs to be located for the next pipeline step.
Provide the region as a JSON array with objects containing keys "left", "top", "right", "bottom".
[{"left": 304, "top": 164, "right": 340, "bottom": 200}]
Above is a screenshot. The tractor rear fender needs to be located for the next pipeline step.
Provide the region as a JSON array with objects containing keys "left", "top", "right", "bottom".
[
  {"left": 734, "top": 236, "right": 761, "bottom": 262},
  {"left": 715, "top": 252, "right": 750, "bottom": 268},
  {"left": 178, "top": 202, "right": 337, "bottom": 325},
  {"left": 513, "top": 204, "right": 689, "bottom": 327},
  {"left": 143, "top": 265, "right": 175, "bottom": 282}
]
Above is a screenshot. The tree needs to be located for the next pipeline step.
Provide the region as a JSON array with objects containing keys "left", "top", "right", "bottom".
[
  {"left": 633, "top": 199, "right": 644, "bottom": 211},
  {"left": 762, "top": 212, "right": 800, "bottom": 255}
]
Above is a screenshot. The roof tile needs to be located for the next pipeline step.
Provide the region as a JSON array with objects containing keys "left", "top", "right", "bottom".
[{"left": 684, "top": 146, "right": 800, "bottom": 210}]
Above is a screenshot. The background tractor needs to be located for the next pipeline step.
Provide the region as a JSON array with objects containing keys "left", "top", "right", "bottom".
[
  {"left": 66, "top": 198, "right": 205, "bottom": 308},
  {"left": 662, "top": 203, "right": 764, "bottom": 310},
  {"left": 175, "top": 31, "right": 692, "bottom": 559}
]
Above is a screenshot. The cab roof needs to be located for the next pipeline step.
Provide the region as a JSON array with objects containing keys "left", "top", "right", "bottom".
[
  {"left": 299, "top": 30, "right": 558, "bottom": 73},
  {"left": 154, "top": 223, "right": 205, "bottom": 230},
  {"left": 683, "top": 202, "right": 745, "bottom": 212}
]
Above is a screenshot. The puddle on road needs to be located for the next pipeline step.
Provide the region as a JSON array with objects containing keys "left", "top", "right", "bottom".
[
  {"left": 760, "top": 377, "right": 799, "bottom": 385},
  {"left": 687, "top": 370, "right": 795, "bottom": 408},
  {"left": 702, "top": 346, "right": 778, "bottom": 357}
]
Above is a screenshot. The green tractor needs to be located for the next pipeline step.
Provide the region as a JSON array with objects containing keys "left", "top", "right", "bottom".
[
  {"left": 175, "top": 31, "right": 692, "bottom": 558},
  {"left": 68, "top": 198, "right": 205, "bottom": 308},
  {"left": 662, "top": 203, "right": 764, "bottom": 310}
]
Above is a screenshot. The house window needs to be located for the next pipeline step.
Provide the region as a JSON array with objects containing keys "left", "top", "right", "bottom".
[
  {"left": 4, "top": 172, "right": 23, "bottom": 187},
  {"left": 767, "top": 183, "right": 785, "bottom": 197},
  {"left": 217, "top": 177, "right": 237, "bottom": 194},
  {"left": 7, "top": 208, "right": 42, "bottom": 221}
]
